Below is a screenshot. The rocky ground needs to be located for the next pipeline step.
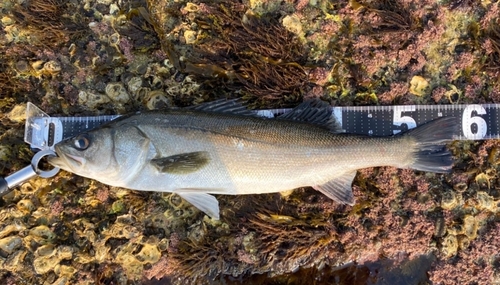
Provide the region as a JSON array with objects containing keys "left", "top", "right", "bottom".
[{"left": 1, "top": 0, "right": 500, "bottom": 284}]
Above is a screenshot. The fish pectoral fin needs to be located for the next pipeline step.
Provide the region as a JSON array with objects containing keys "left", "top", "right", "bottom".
[
  {"left": 312, "top": 171, "right": 357, "bottom": 205},
  {"left": 176, "top": 192, "right": 220, "bottom": 220},
  {"left": 151, "top": 151, "right": 210, "bottom": 174}
]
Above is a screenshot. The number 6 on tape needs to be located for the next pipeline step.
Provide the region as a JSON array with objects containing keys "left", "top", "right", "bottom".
[{"left": 462, "top": 105, "right": 487, "bottom": 140}]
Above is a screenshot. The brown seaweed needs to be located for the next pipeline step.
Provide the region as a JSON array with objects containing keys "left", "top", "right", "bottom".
[
  {"left": 11, "top": 0, "right": 87, "bottom": 48},
  {"left": 149, "top": 1, "right": 310, "bottom": 106}
]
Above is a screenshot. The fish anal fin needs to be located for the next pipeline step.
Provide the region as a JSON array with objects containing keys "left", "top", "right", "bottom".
[
  {"left": 151, "top": 151, "right": 210, "bottom": 174},
  {"left": 176, "top": 192, "right": 220, "bottom": 220},
  {"left": 312, "top": 171, "right": 356, "bottom": 205}
]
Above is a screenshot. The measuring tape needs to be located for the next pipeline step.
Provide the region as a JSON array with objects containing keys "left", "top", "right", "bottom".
[{"left": 24, "top": 103, "right": 496, "bottom": 151}]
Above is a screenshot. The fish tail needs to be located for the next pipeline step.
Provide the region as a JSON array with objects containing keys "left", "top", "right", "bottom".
[{"left": 405, "top": 117, "right": 457, "bottom": 173}]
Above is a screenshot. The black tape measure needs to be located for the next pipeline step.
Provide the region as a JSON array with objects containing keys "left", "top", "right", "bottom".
[{"left": 25, "top": 103, "right": 497, "bottom": 151}]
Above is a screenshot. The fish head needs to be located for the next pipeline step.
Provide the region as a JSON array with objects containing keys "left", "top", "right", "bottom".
[{"left": 49, "top": 127, "right": 117, "bottom": 178}]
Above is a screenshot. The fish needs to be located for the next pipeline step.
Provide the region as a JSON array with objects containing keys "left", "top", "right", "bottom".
[{"left": 48, "top": 100, "right": 457, "bottom": 219}]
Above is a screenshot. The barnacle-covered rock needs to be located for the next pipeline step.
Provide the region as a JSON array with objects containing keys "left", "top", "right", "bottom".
[
  {"left": 105, "top": 82, "right": 130, "bottom": 104},
  {"left": 441, "top": 190, "right": 460, "bottom": 210},
  {"left": 135, "top": 241, "right": 161, "bottom": 264},
  {"left": 133, "top": 86, "right": 150, "bottom": 101},
  {"left": 43, "top": 60, "right": 62, "bottom": 76},
  {"left": 6, "top": 104, "right": 26, "bottom": 123},
  {"left": 111, "top": 199, "right": 126, "bottom": 214},
  {"left": 434, "top": 217, "right": 446, "bottom": 238},
  {"left": 187, "top": 220, "right": 206, "bottom": 244},
  {"left": 2, "top": 24, "right": 20, "bottom": 44},
  {"left": 78, "top": 90, "right": 112, "bottom": 109},
  {"left": 144, "top": 90, "right": 171, "bottom": 110},
  {"left": 168, "top": 193, "right": 184, "bottom": 208},
  {"left": 248, "top": 0, "right": 282, "bottom": 15},
  {"left": 147, "top": 0, "right": 308, "bottom": 106},
  {"left": 448, "top": 223, "right": 464, "bottom": 235},
  {"left": 2, "top": 250, "right": 27, "bottom": 273},
  {"left": 281, "top": 14, "right": 305, "bottom": 40},
  {"left": 30, "top": 206, "right": 52, "bottom": 225},
  {"left": 14, "top": 60, "right": 30, "bottom": 74},
  {"left": 31, "top": 60, "right": 45, "bottom": 73},
  {"left": 92, "top": 239, "right": 110, "bottom": 264},
  {"left": 164, "top": 194, "right": 197, "bottom": 219},
  {"left": 1, "top": 16, "right": 14, "bottom": 26},
  {"left": 3, "top": 207, "right": 25, "bottom": 220},
  {"left": 29, "top": 225, "right": 56, "bottom": 244},
  {"left": 102, "top": 214, "right": 141, "bottom": 239},
  {"left": 475, "top": 172, "right": 493, "bottom": 189},
  {"left": 409, "top": 76, "right": 429, "bottom": 96},
  {"left": 16, "top": 199, "right": 35, "bottom": 214},
  {"left": 0, "top": 236, "right": 22, "bottom": 255},
  {"left": 0, "top": 223, "right": 25, "bottom": 239},
  {"left": 0, "top": 145, "right": 11, "bottom": 161},
  {"left": 182, "top": 2, "right": 199, "bottom": 13},
  {"left": 463, "top": 215, "right": 478, "bottom": 240},
  {"left": 165, "top": 75, "right": 201, "bottom": 100},
  {"left": 457, "top": 235, "right": 470, "bottom": 250},
  {"left": 109, "top": 32, "right": 121, "bottom": 49},
  {"left": 113, "top": 236, "right": 162, "bottom": 279},
  {"left": 183, "top": 30, "right": 197, "bottom": 45},
  {"left": 442, "top": 234, "right": 458, "bottom": 257},
  {"left": 19, "top": 181, "right": 37, "bottom": 196},
  {"left": 241, "top": 231, "right": 258, "bottom": 263},
  {"left": 476, "top": 191, "right": 497, "bottom": 212},
  {"left": 127, "top": 76, "right": 143, "bottom": 94},
  {"left": 115, "top": 242, "right": 144, "bottom": 278},
  {"left": 52, "top": 264, "right": 77, "bottom": 285},
  {"left": 453, "top": 182, "right": 468, "bottom": 192},
  {"left": 33, "top": 244, "right": 73, "bottom": 274}
]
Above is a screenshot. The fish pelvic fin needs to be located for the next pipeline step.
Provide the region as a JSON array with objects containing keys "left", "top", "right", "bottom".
[
  {"left": 312, "top": 171, "right": 356, "bottom": 205},
  {"left": 405, "top": 116, "right": 457, "bottom": 173},
  {"left": 176, "top": 192, "right": 220, "bottom": 220}
]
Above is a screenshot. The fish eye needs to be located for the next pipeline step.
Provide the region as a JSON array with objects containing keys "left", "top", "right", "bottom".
[{"left": 73, "top": 134, "right": 90, "bottom": 150}]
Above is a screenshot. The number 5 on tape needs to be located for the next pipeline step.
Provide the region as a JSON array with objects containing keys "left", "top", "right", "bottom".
[{"left": 335, "top": 104, "right": 497, "bottom": 140}]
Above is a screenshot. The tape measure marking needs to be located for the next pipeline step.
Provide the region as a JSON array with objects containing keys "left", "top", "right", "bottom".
[{"left": 24, "top": 103, "right": 500, "bottom": 151}]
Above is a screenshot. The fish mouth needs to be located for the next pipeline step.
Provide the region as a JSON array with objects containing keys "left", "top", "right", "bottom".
[
  {"left": 49, "top": 145, "right": 86, "bottom": 170},
  {"left": 64, "top": 153, "right": 85, "bottom": 165},
  {"left": 47, "top": 155, "right": 63, "bottom": 168}
]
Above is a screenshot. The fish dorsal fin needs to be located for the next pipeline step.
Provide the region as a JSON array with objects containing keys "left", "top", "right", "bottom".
[
  {"left": 278, "top": 99, "right": 342, "bottom": 133},
  {"left": 188, "top": 99, "right": 255, "bottom": 116},
  {"left": 312, "top": 171, "right": 357, "bottom": 205},
  {"left": 151, "top": 151, "right": 210, "bottom": 174},
  {"left": 176, "top": 192, "right": 220, "bottom": 220}
]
